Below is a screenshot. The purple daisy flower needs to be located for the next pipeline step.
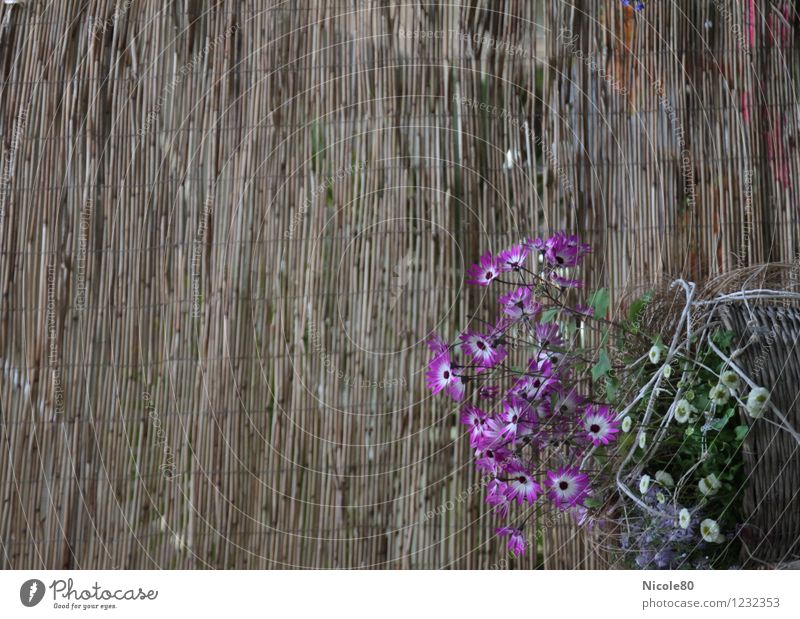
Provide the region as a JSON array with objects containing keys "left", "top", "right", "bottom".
[
  {"left": 459, "top": 329, "right": 506, "bottom": 368},
  {"left": 478, "top": 385, "right": 500, "bottom": 399},
  {"left": 482, "top": 417, "right": 508, "bottom": 448},
  {"left": 425, "top": 332, "right": 449, "bottom": 355},
  {"left": 535, "top": 322, "right": 563, "bottom": 347},
  {"left": 513, "top": 370, "right": 558, "bottom": 403},
  {"left": 504, "top": 461, "right": 542, "bottom": 505},
  {"left": 425, "top": 352, "right": 464, "bottom": 401},
  {"left": 425, "top": 352, "right": 454, "bottom": 396},
  {"left": 543, "top": 232, "right": 591, "bottom": 268},
  {"left": 526, "top": 355, "right": 554, "bottom": 376},
  {"left": 524, "top": 236, "right": 547, "bottom": 253},
  {"left": 459, "top": 404, "right": 488, "bottom": 448},
  {"left": 466, "top": 251, "right": 500, "bottom": 286},
  {"left": 447, "top": 374, "right": 466, "bottom": 401},
  {"left": 549, "top": 272, "right": 583, "bottom": 288},
  {"left": 583, "top": 404, "right": 620, "bottom": 446},
  {"left": 511, "top": 375, "right": 539, "bottom": 402},
  {"left": 474, "top": 446, "right": 511, "bottom": 475},
  {"left": 532, "top": 348, "right": 568, "bottom": 372},
  {"left": 553, "top": 387, "right": 585, "bottom": 418},
  {"left": 496, "top": 396, "right": 535, "bottom": 444},
  {"left": 526, "top": 396, "right": 551, "bottom": 421},
  {"left": 498, "top": 286, "right": 541, "bottom": 319},
  {"left": 496, "top": 527, "right": 526, "bottom": 556},
  {"left": 459, "top": 403, "right": 485, "bottom": 427},
  {"left": 532, "top": 372, "right": 562, "bottom": 400},
  {"left": 486, "top": 479, "right": 512, "bottom": 518},
  {"left": 496, "top": 244, "right": 530, "bottom": 272},
  {"left": 544, "top": 467, "right": 589, "bottom": 509}
]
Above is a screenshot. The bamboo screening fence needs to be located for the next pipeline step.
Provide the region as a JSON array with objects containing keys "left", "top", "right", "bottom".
[{"left": 0, "top": 0, "right": 798, "bottom": 569}]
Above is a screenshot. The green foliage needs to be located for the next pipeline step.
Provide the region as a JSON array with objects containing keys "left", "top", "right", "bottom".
[
  {"left": 539, "top": 308, "right": 559, "bottom": 322},
  {"left": 734, "top": 425, "right": 749, "bottom": 442},
  {"left": 583, "top": 496, "right": 603, "bottom": 509},
  {"left": 591, "top": 349, "right": 612, "bottom": 381},
  {"left": 627, "top": 290, "right": 653, "bottom": 333},
  {"left": 604, "top": 374, "right": 619, "bottom": 401},
  {"left": 711, "top": 328, "right": 734, "bottom": 349},
  {"left": 709, "top": 408, "right": 734, "bottom": 431},
  {"left": 611, "top": 325, "right": 747, "bottom": 569},
  {"left": 587, "top": 287, "right": 610, "bottom": 319}
]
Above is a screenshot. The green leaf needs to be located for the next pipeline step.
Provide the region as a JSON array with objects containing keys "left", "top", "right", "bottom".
[
  {"left": 628, "top": 290, "right": 653, "bottom": 326},
  {"left": 587, "top": 288, "right": 610, "bottom": 319},
  {"left": 584, "top": 497, "right": 603, "bottom": 509},
  {"left": 600, "top": 325, "right": 610, "bottom": 347},
  {"left": 540, "top": 308, "right": 559, "bottom": 322},
  {"left": 734, "top": 425, "right": 749, "bottom": 441},
  {"left": 592, "top": 349, "right": 612, "bottom": 382},
  {"left": 712, "top": 328, "right": 734, "bottom": 349},
  {"left": 692, "top": 394, "right": 710, "bottom": 412},
  {"left": 710, "top": 409, "right": 734, "bottom": 431},
  {"left": 604, "top": 375, "right": 619, "bottom": 401}
]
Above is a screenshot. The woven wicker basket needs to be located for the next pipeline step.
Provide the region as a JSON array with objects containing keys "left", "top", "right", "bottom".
[{"left": 720, "top": 304, "right": 800, "bottom": 566}]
